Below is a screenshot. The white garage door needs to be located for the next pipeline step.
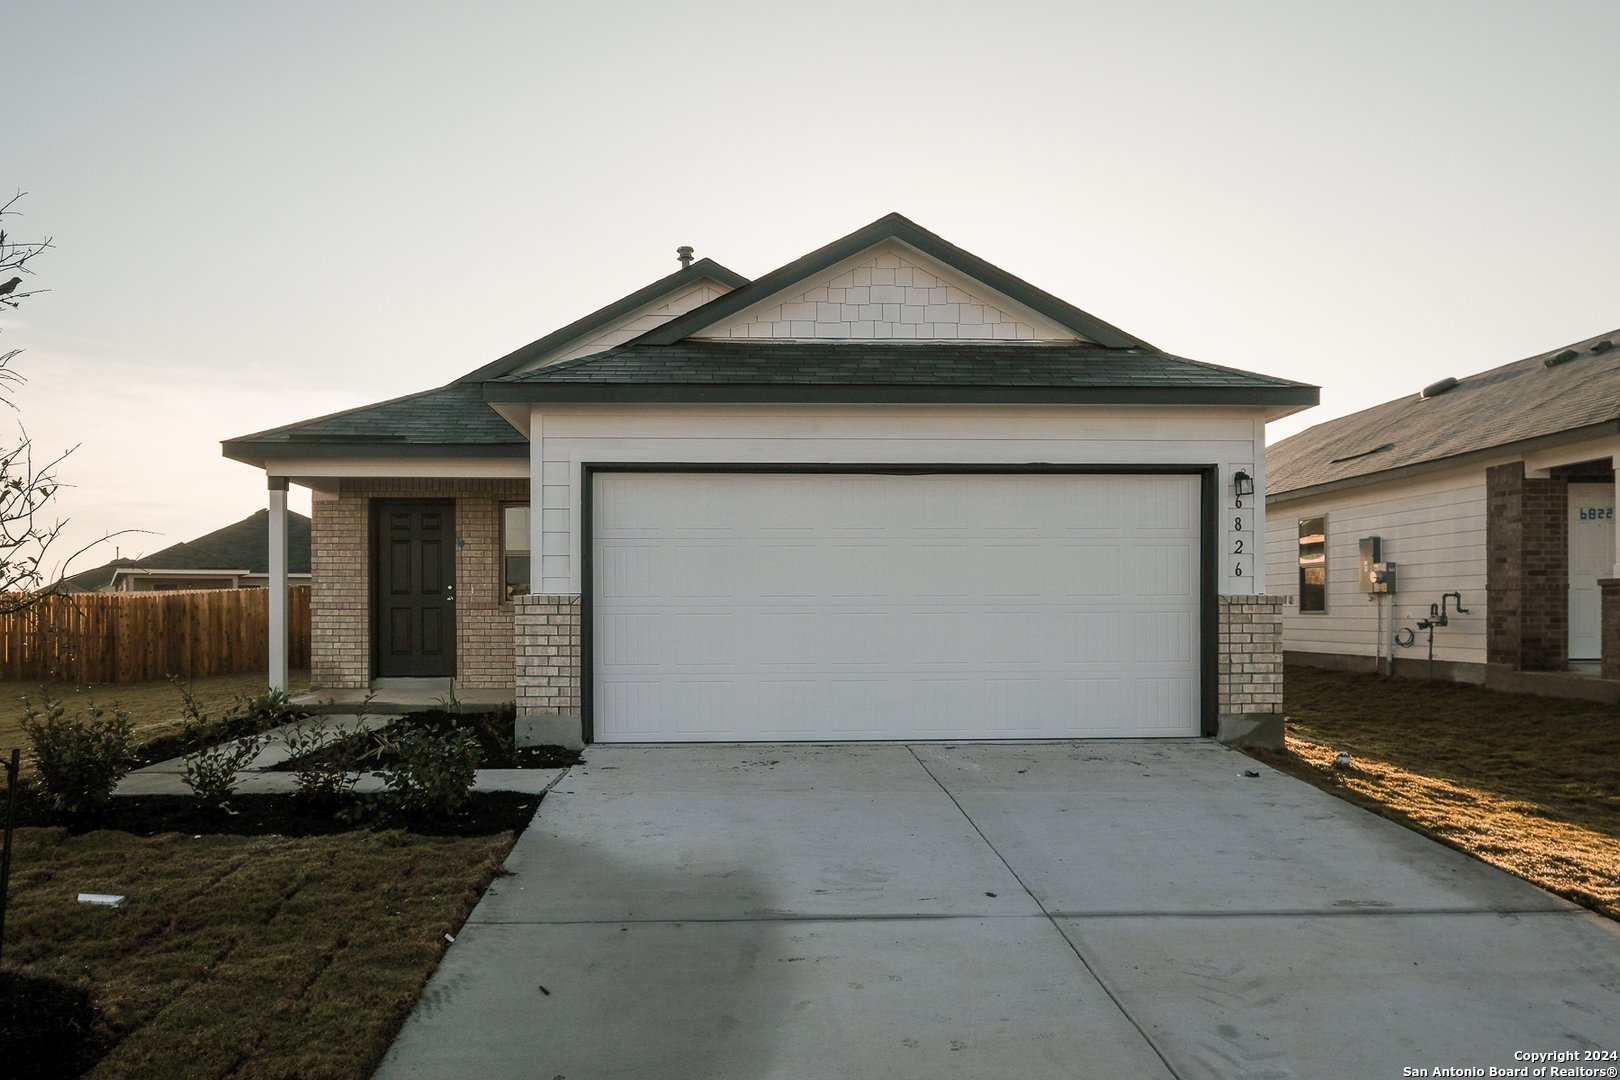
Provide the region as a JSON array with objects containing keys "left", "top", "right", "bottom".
[{"left": 592, "top": 472, "right": 1202, "bottom": 741}]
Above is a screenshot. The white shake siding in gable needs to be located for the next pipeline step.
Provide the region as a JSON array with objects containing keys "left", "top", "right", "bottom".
[
  {"left": 1265, "top": 468, "right": 1488, "bottom": 668},
  {"left": 527, "top": 404, "right": 1270, "bottom": 597},
  {"left": 697, "top": 243, "right": 1076, "bottom": 342}
]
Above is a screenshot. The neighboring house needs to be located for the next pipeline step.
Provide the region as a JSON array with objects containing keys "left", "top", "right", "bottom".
[
  {"left": 59, "top": 509, "right": 313, "bottom": 593},
  {"left": 224, "top": 213, "right": 1316, "bottom": 745},
  {"left": 1264, "top": 328, "right": 1620, "bottom": 701}
]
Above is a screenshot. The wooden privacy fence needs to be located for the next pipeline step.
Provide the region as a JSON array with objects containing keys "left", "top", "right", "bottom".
[{"left": 0, "top": 587, "right": 311, "bottom": 684}]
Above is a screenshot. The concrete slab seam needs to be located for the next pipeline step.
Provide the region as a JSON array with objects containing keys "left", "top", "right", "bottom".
[{"left": 904, "top": 743, "right": 1188, "bottom": 1080}]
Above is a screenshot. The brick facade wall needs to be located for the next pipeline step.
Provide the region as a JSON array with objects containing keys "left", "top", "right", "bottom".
[
  {"left": 513, "top": 595, "right": 581, "bottom": 715},
  {"left": 1486, "top": 462, "right": 1569, "bottom": 671},
  {"left": 1217, "top": 594, "right": 1284, "bottom": 717},
  {"left": 311, "top": 494, "right": 369, "bottom": 689},
  {"left": 310, "top": 477, "right": 529, "bottom": 690},
  {"left": 1603, "top": 579, "right": 1620, "bottom": 682}
]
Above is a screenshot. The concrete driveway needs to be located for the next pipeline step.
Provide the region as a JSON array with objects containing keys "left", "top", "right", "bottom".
[{"left": 373, "top": 741, "right": 1620, "bottom": 1080}]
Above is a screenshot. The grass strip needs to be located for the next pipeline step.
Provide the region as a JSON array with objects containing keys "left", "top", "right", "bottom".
[
  {"left": 1246, "top": 665, "right": 1620, "bottom": 919},
  {"left": 4, "top": 824, "right": 514, "bottom": 1080}
]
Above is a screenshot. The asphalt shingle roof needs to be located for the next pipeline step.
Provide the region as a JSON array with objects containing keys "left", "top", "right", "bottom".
[
  {"left": 223, "top": 384, "right": 528, "bottom": 462},
  {"left": 487, "top": 341, "right": 1315, "bottom": 398},
  {"left": 1267, "top": 329, "right": 1620, "bottom": 498}
]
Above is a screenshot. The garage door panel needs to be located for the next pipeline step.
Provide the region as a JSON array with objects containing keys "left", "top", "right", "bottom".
[
  {"left": 1136, "top": 678, "right": 1199, "bottom": 729},
  {"left": 1129, "top": 541, "right": 1196, "bottom": 596},
  {"left": 1134, "top": 611, "right": 1196, "bottom": 664},
  {"left": 756, "top": 546, "right": 818, "bottom": 597},
  {"left": 1056, "top": 545, "right": 1123, "bottom": 597},
  {"left": 1128, "top": 480, "right": 1195, "bottom": 531},
  {"left": 593, "top": 472, "right": 1203, "bottom": 741},
  {"left": 598, "top": 544, "right": 659, "bottom": 601}
]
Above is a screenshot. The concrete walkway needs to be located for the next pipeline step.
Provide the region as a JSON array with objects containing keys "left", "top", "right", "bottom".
[
  {"left": 114, "top": 713, "right": 566, "bottom": 796},
  {"left": 372, "top": 740, "right": 1620, "bottom": 1080}
]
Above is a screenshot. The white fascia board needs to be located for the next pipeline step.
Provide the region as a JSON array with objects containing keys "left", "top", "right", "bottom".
[
  {"left": 490, "top": 402, "right": 531, "bottom": 437},
  {"left": 1522, "top": 437, "right": 1620, "bottom": 476},
  {"left": 265, "top": 457, "right": 530, "bottom": 479}
]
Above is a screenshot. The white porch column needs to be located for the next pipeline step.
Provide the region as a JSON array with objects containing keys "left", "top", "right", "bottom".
[
  {"left": 268, "top": 475, "right": 289, "bottom": 693},
  {"left": 1614, "top": 453, "right": 1620, "bottom": 579},
  {"left": 529, "top": 410, "right": 543, "bottom": 596}
]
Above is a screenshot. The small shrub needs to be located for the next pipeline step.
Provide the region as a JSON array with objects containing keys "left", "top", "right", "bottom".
[
  {"left": 376, "top": 726, "right": 480, "bottom": 815},
  {"left": 171, "top": 678, "right": 298, "bottom": 749},
  {"left": 21, "top": 696, "right": 135, "bottom": 815},
  {"left": 283, "top": 717, "right": 365, "bottom": 803},
  {"left": 180, "top": 732, "right": 269, "bottom": 808},
  {"left": 234, "top": 686, "right": 295, "bottom": 733}
]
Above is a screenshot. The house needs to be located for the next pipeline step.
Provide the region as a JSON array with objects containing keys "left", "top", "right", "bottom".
[
  {"left": 58, "top": 508, "right": 313, "bottom": 593},
  {"left": 223, "top": 214, "right": 1317, "bottom": 746},
  {"left": 1264, "top": 328, "right": 1620, "bottom": 702}
]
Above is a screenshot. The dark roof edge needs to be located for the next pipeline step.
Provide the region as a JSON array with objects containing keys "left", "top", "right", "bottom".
[
  {"left": 454, "top": 258, "right": 751, "bottom": 383},
  {"left": 482, "top": 383, "right": 1318, "bottom": 407},
  {"left": 631, "top": 213, "right": 1155, "bottom": 350},
  {"left": 222, "top": 441, "right": 530, "bottom": 468},
  {"left": 1265, "top": 418, "right": 1620, "bottom": 506},
  {"left": 224, "top": 385, "right": 467, "bottom": 445}
]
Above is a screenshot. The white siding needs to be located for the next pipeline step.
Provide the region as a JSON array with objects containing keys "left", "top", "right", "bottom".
[
  {"left": 510, "top": 280, "right": 730, "bottom": 374},
  {"left": 529, "top": 403, "right": 1269, "bottom": 598},
  {"left": 695, "top": 239, "right": 1084, "bottom": 342},
  {"left": 1266, "top": 468, "right": 1487, "bottom": 666}
]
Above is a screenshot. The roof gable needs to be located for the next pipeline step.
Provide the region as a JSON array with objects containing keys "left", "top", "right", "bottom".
[
  {"left": 632, "top": 213, "right": 1153, "bottom": 349},
  {"left": 455, "top": 257, "right": 748, "bottom": 382},
  {"left": 691, "top": 239, "right": 1083, "bottom": 342}
]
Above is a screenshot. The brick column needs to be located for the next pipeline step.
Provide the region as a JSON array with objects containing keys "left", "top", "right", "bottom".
[
  {"left": 310, "top": 492, "right": 370, "bottom": 690},
  {"left": 1216, "top": 594, "right": 1284, "bottom": 748},
  {"left": 1486, "top": 462, "right": 1569, "bottom": 671},
  {"left": 514, "top": 594, "right": 582, "bottom": 748},
  {"left": 1602, "top": 579, "right": 1620, "bottom": 682}
]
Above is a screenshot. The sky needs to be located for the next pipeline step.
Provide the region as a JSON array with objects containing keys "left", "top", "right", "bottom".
[{"left": 6, "top": 0, "right": 1618, "bottom": 577}]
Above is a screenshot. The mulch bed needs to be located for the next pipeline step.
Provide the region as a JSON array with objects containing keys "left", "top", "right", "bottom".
[{"left": 4, "top": 785, "right": 546, "bottom": 838}]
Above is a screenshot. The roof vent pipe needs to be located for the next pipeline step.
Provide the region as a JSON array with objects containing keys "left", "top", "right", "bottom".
[
  {"left": 1420, "top": 376, "right": 1459, "bottom": 399},
  {"left": 676, "top": 245, "right": 694, "bottom": 269},
  {"left": 1544, "top": 349, "right": 1581, "bottom": 368}
]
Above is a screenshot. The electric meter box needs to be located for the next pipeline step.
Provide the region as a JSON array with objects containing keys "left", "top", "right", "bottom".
[{"left": 1359, "top": 537, "right": 1396, "bottom": 594}]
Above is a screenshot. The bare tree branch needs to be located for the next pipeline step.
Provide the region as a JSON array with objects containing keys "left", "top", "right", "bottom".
[{"left": 0, "top": 191, "right": 87, "bottom": 611}]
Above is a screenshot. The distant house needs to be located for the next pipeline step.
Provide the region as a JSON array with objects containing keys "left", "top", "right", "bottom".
[
  {"left": 1265, "top": 328, "right": 1620, "bottom": 701},
  {"left": 60, "top": 509, "right": 313, "bottom": 593}
]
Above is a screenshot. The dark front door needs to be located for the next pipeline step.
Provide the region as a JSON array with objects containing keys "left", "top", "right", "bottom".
[{"left": 375, "top": 500, "right": 455, "bottom": 678}]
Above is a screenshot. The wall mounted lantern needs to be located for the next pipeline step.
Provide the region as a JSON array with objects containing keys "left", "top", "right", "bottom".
[{"left": 1232, "top": 469, "right": 1255, "bottom": 498}]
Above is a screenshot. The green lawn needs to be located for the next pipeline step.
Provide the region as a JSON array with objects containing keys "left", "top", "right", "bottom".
[{"left": 0, "top": 671, "right": 312, "bottom": 777}]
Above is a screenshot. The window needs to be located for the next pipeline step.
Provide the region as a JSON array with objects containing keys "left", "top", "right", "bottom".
[
  {"left": 503, "top": 504, "right": 530, "bottom": 600},
  {"left": 1298, "top": 516, "right": 1326, "bottom": 612}
]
